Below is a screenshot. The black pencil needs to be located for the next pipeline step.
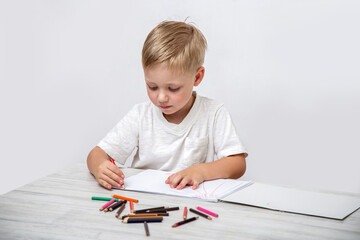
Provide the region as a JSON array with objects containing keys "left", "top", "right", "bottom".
[
  {"left": 172, "top": 216, "right": 199, "bottom": 227},
  {"left": 165, "top": 207, "right": 180, "bottom": 212},
  {"left": 122, "top": 217, "right": 163, "bottom": 223},
  {"left": 189, "top": 208, "right": 212, "bottom": 220},
  {"left": 144, "top": 221, "right": 150, "bottom": 236},
  {"left": 109, "top": 200, "right": 126, "bottom": 211},
  {"left": 134, "top": 206, "right": 167, "bottom": 213}
]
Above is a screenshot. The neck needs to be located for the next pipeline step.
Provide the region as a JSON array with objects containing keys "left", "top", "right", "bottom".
[{"left": 164, "top": 94, "right": 196, "bottom": 124}]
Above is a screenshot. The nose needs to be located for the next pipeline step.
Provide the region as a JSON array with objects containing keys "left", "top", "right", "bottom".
[{"left": 158, "top": 90, "right": 169, "bottom": 104}]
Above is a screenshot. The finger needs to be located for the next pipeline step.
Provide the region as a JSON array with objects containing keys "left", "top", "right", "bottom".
[
  {"left": 165, "top": 174, "right": 175, "bottom": 184},
  {"left": 192, "top": 180, "right": 200, "bottom": 190},
  {"left": 105, "top": 166, "right": 124, "bottom": 185},
  {"left": 109, "top": 163, "right": 125, "bottom": 179},
  {"left": 101, "top": 172, "right": 122, "bottom": 188},
  {"left": 168, "top": 174, "right": 184, "bottom": 188},
  {"left": 98, "top": 178, "right": 112, "bottom": 190},
  {"left": 176, "top": 177, "right": 191, "bottom": 190}
]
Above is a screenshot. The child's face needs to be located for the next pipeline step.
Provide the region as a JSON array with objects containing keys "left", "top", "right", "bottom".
[{"left": 144, "top": 64, "right": 204, "bottom": 122}]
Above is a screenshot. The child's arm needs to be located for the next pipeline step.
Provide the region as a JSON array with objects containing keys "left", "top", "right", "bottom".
[
  {"left": 165, "top": 154, "right": 246, "bottom": 190},
  {"left": 87, "top": 146, "right": 125, "bottom": 190}
]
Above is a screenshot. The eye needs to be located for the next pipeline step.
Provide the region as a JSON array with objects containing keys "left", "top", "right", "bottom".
[
  {"left": 169, "top": 87, "right": 180, "bottom": 92},
  {"left": 147, "top": 85, "right": 158, "bottom": 91}
]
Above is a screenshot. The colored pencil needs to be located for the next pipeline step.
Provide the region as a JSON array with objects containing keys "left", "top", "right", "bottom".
[
  {"left": 183, "top": 207, "right": 187, "bottom": 220},
  {"left": 121, "top": 213, "right": 169, "bottom": 219},
  {"left": 172, "top": 216, "right": 199, "bottom": 228},
  {"left": 109, "top": 200, "right": 126, "bottom": 211},
  {"left": 115, "top": 202, "right": 126, "bottom": 218},
  {"left": 134, "top": 206, "right": 167, "bottom": 213},
  {"left": 123, "top": 217, "right": 163, "bottom": 223},
  {"left": 130, "top": 201, "right": 134, "bottom": 213},
  {"left": 99, "top": 199, "right": 115, "bottom": 211},
  {"left": 189, "top": 208, "right": 212, "bottom": 220},
  {"left": 91, "top": 197, "right": 119, "bottom": 202},
  {"left": 112, "top": 194, "right": 138, "bottom": 203},
  {"left": 196, "top": 206, "right": 218, "bottom": 217},
  {"left": 110, "top": 158, "right": 125, "bottom": 189},
  {"left": 165, "top": 207, "right": 179, "bottom": 212},
  {"left": 144, "top": 221, "right": 150, "bottom": 236}
]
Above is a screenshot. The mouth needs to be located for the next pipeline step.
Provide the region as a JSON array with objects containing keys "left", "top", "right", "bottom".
[{"left": 160, "top": 105, "right": 171, "bottom": 110}]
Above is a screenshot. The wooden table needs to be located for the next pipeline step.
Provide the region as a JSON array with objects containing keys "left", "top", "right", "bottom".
[{"left": 0, "top": 163, "right": 359, "bottom": 239}]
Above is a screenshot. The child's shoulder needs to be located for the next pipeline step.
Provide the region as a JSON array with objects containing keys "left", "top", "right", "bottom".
[{"left": 197, "top": 94, "right": 225, "bottom": 112}]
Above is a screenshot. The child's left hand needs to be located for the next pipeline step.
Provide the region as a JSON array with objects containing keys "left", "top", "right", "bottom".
[{"left": 165, "top": 165, "right": 205, "bottom": 190}]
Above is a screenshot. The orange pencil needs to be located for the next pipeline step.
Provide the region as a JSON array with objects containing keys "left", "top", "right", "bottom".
[
  {"left": 183, "top": 207, "right": 187, "bottom": 220},
  {"left": 113, "top": 194, "right": 139, "bottom": 203}
]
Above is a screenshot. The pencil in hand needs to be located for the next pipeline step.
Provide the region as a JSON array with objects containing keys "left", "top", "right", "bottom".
[{"left": 110, "top": 158, "right": 125, "bottom": 189}]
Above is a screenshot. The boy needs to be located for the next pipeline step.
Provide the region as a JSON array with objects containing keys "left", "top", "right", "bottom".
[{"left": 87, "top": 21, "right": 247, "bottom": 190}]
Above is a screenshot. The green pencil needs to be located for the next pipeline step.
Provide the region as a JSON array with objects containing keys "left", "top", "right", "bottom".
[{"left": 91, "top": 197, "right": 119, "bottom": 202}]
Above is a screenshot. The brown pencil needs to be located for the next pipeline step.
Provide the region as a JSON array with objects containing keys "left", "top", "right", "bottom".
[
  {"left": 144, "top": 221, "right": 150, "bottom": 236},
  {"left": 189, "top": 208, "right": 212, "bottom": 220}
]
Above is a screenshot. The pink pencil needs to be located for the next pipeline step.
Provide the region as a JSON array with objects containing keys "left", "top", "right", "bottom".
[
  {"left": 99, "top": 199, "right": 115, "bottom": 211},
  {"left": 196, "top": 206, "right": 218, "bottom": 217}
]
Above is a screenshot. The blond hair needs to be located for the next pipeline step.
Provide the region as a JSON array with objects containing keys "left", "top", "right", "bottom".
[{"left": 142, "top": 21, "right": 207, "bottom": 73}]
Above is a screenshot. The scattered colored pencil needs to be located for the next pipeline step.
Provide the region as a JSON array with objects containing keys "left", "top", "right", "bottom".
[
  {"left": 130, "top": 201, "right": 134, "bottom": 213},
  {"left": 183, "top": 207, "right": 187, "bottom": 220},
  {"left": 172, "top": 216, "right": 199, "bottom": 228},
  {"left": 123, "top": 217, "right": 163, "bottom": 223},
  {"left": 109, "top": 200, "right": 126, "bottom": 212},
  {"left": 189, "top": 208, "right": 212, "bottom": 220},
  {"left": 196, "top": 206, "right": 218, "bottom": 217},
  {"left": 113, "top": 194, "right": 139, "bottom": 203},
  {"left": 144, "top": 221, "right": 150, "bottom": 236},
  {"left": 91, "top": 197, "right": 119, "bottom": 202},
  {"left": 99, "top": 199, "right": 115, "bottom": 211},
  {"left": 134, "top": 206, "right": 167, "bottom": 213},
  {"left": 115, "top": 202, "right": 126, "bottom": 218}
]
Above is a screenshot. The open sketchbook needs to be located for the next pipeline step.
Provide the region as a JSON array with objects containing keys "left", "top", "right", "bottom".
[{"left": 115, "top": 169, "right": 252, "bottom": 202}]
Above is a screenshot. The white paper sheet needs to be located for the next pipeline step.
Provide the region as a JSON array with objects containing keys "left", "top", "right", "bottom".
[
  {"left": 117, "top": 169, "right": 252, "bottom": 202},
  {"left": 221, "top": 182, "right": 360, "bottom": 220}
]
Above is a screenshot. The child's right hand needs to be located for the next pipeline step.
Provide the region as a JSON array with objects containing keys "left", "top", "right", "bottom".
[{"left": 94, "top": 160, "right": 125, "bottom": 190}]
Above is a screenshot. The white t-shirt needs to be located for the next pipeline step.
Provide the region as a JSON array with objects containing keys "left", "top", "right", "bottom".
[{"left": 98, "top": 92, "right": 247, "bottom": 172}]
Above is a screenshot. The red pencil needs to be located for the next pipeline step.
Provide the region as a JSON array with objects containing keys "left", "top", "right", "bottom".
[
  {"left": 130, "top": 201, "right": 134, "bottom": 213},
  {"left": 183, "top": 207, "right": 187, "bottom": 220}
]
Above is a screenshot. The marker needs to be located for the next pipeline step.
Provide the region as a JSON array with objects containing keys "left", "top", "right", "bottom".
[
  {"left": 113, "top": 195, "right": 139, "bottom": 203},
  {"left": 110, "top": 158, "right": 125, "bottom": 189},
  {"left": 196, "top": 206, "right": 218, "bottom": 217}
]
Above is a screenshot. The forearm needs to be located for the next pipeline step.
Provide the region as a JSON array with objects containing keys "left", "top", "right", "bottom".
[
  {"left": 197, "top": 154, "right": 246, "bottom": 181},
  {"left": 87, "top": 146, "right": 110, "bottom": 175}
]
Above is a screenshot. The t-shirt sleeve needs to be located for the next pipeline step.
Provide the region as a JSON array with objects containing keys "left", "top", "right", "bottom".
[
  {"left": 213, "top": 106, "right": 248, "bottom": 159},
  {"left": 97, "top": 105, "right": 139, "bottom": 165}
]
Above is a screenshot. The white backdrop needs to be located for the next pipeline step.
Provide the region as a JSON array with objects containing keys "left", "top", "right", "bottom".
[{"left": 1, "top": 0, "right": 359, "bottom": 195}]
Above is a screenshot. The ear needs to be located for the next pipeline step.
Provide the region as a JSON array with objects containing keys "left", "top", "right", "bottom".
[{"left": 194, "top": 66, "right": 205, "bottom": 87}]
